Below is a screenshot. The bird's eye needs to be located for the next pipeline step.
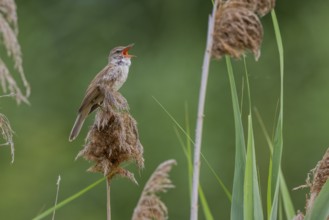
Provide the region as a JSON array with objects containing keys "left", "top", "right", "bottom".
[{"left": 116, "top": 50, "right": 121, "bottom": 54}]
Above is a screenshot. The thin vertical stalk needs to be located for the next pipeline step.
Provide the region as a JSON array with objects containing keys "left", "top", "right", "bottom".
[
  {"left": 107, "top": 178, "right": 111, "bottom": 220},
  {"left": 190, "top": 1, "right": 217, "bottom": 220},
  {"left": 52, "top": 175, "right": 61, "bottom": 220}
]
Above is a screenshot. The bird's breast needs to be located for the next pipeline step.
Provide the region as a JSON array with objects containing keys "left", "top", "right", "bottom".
[{"left": 103, "top": 65, "right": 129, "bottom": 91}]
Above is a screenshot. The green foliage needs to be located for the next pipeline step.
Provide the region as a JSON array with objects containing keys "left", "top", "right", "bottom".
[
  {"left": 226, "top": 56, "right": 246, "bottom": 220},
  {"left": 244, "top": 116, "right": 264, "bottom": 220},
  {"left": 269, "top": 9, "right": 284, "bottom": 220},
  {"left": 33, "top": 178, "right": 105, "bottom": 220},
  {"left": 154, "top": 97, "right": 223, "bottom": 219},
  {"left": 227, "top": 9, "right": 297, "bottom": 220}
]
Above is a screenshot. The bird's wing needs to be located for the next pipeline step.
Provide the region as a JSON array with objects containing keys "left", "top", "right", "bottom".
[
  {"left": 70, "top": 86, "right": 101, "bottom": 142},
  {"left": 78, "top": 86, "right": 101, "bottom": 113},
  {"left": 78, "top": 65, "right": 111, "bottom": 113},
  {"left": 70, "top": 65, "right": 114, "bottom": 141}
]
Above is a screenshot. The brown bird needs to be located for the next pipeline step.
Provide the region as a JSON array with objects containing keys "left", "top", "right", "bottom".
[{"left": 69, "top": 44, "right": 135, "bottom": 142}]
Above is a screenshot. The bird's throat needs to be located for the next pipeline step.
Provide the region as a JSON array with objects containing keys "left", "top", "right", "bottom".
[{"left": 112, "top": 57, "right": 131, "bottom": 67}]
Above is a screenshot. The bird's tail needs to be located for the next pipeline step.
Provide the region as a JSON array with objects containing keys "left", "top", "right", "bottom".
[{"left": 69, "top": 113, "right": 86, "bottom": 142}]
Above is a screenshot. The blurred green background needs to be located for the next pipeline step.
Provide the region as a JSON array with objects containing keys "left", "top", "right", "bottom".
[{"left": 1, "top": 0, "right": 329, "bottom": 219}]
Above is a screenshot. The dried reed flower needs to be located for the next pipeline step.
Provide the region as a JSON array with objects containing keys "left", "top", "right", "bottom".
[
  {"left": 0, "top": 0, "right": 29, "bottom": 163},
  {"left": 294, "top": 148, "right": 329, "bottom": 218},
  {"left": 0, "top": 1, "right": 30, "bottom": 104},
  {"left": 76, "top": 92, "right": 144, "bottom": 183},
  {"left": 0, "top": 113, "right": 14, "bottom": 163},
  {"left": 0, "top": 0, "right": 18, "bottom": 33},
  {"left": 212, "top": 1, "right": 263, "bottom": 60},
  {"left": 233, "top": 0, "right": 275, "bottom": 17},
  {"left": 305, "top": 148, "right": 329, "bottom": 213},
  {"left": 0, "top": 58, "right": 28, "bottom": 103},
  {"left": 132, "top": 159, "right": 176, "bottom": 220}
]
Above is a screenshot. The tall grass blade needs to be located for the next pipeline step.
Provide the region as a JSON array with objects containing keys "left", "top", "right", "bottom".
[
  {"left": 52, "top": 175, "right": 61, "bottom": 220},
  {"left": 270, "top": 9, "right": 284, "bottom": 219},
  {"left": 250, "top": 131, "right": 263, "bottom": 220},
  {"left": 243, "top": 57, "right": 263, "bottom": 220},
  {"left": 155, "top": 97, "right": 231, "bottom": 201},
  {"left": 243, "top": 58, "right": 251, "bottom": 114},
  {"left": 244, "top": 115, "right": 264, "bottom": 220},
  {"left": 153, "top": 97, "right": 193, "bottom": 143},
  {"left": 33, "top": 178, "right": 105, "bottom": 220},
  {"left": 279, "top": 174, "right": 295, "bottom": 219},
  {"left": 174, "top": 126, "right": 193, "bottom": 194},
  {"left": 267, "top": 159, "right": 273, "bottom": 219},
  {"left": 243, "top": 117, "right": 253, "bottom": 220},
  {"left": 184, "top": 103, "right": 193, "bottom": 194},
  {"left": 254, "top": 109, "right": 294, "bottom": 219},
  {"left": 226, "top": 56, "right": 246, "bottom": 220},
  {"left": 174, "top": 126, "right": 215, "bottom": 220},
  {"left": 199, "top": 187, "right": 215, "bottom": 220},
  {"left": 270, "top": 181, "right": 280, "bottom": 220},
  {"left": 202, "top": 155, "right": 232, "bottom": 201}
]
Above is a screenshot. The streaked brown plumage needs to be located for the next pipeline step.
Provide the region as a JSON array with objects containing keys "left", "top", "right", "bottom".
[{"left": 69, "top": 44, "right": 134, "bottom": 142}]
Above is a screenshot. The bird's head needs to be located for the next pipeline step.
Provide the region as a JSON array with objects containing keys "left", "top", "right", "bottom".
[{"left": 108, "top": 44, "right": 135, "bottom": 65}]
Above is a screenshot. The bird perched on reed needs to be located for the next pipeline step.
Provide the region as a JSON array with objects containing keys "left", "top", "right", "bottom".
[{"left": 69, "top": 44, "right": 135, "bottom": 141}]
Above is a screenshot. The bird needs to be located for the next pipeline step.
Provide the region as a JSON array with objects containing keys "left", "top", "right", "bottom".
[{"left": 69, "top": 44, "right": 135, "bottom": 142}]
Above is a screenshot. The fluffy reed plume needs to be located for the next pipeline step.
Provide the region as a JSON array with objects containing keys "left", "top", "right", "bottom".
[
  {"left": 0, "top": 113, "right": 14, "bottom": 162},
  {"left": 0, "top": 0, "right": 29, "bottom": 163},
  {"left": 306, "top": 148, "right": 329, "bottom": 213},
  {"left": 76, "top": 91, "right": 144, "bottom": 183},
  {"left": 212, "top": 1, "right": 263, "bottom": 60},
  {"left": 0, "top": 58, "right": 28, "bottom": 103},
  {"left": 0, "top": 0, "right": 18, "bottom": 32},
  {"left": 0, "top": 0, "right": 30, "bottom": 104},
  {"left": 293, "top": 147, "right": 329, "bottom": 219},
  {"left": 233, "top": 0, "right": 275, "bottom": 17},
  {"left": 132, "top": 159, "right": 176, "bottom": 220}
]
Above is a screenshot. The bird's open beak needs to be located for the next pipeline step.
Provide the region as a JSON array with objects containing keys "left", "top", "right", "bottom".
[{"left": 122, "top": 44, "right": 136, "bottom": 58}]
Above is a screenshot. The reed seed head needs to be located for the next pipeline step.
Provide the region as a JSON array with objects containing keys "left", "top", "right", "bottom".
[
  {"left": 0, "top": 113, "right": 14, "bottom": 162},
  {"left": 76, "top": 92, "right": 144, "bottom": 183},
  {"left": 305, "top": 148, "right": 329, "bottom": 212},
  {"left": 0, "top": 0, "right": 18, "bottom": 33},
  {"left": 212, "top": 1, "right": 263, "bottom": 60},
  {"left": 233, "top": 0, "right": 275, "bottom": 17},
  {"left": 294, "top": 147, "right": 329, "bottom": 217},
  {"left": 0, "top": 0, "right": 30, "bottom": 103},
  {"left": 132, "top": 160, "right": 176, "bottom": 220}
]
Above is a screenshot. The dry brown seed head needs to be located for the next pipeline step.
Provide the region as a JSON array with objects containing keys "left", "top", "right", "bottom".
[
  {"left": 212, "top": 1, "right": 263, "bottom": 60},
  {"left": 76, "top": 99, "right": 144, "bottom": 181},
  {"left": 305, "top": 148, "right": 329, "bottom": 212},
  {"left": 232, "top": 0, "right": 276, "bottom": 17},
  {"left": 310, "top": 148, "right": 329, "bottom": 194},
  {"left": 132, "top": 160, "right": 176, "bottom": 220}
]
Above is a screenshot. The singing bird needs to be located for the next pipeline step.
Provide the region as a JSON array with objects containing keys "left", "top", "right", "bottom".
[{"left": 69, "top": 44, "right": 135, "bottom": 142}]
